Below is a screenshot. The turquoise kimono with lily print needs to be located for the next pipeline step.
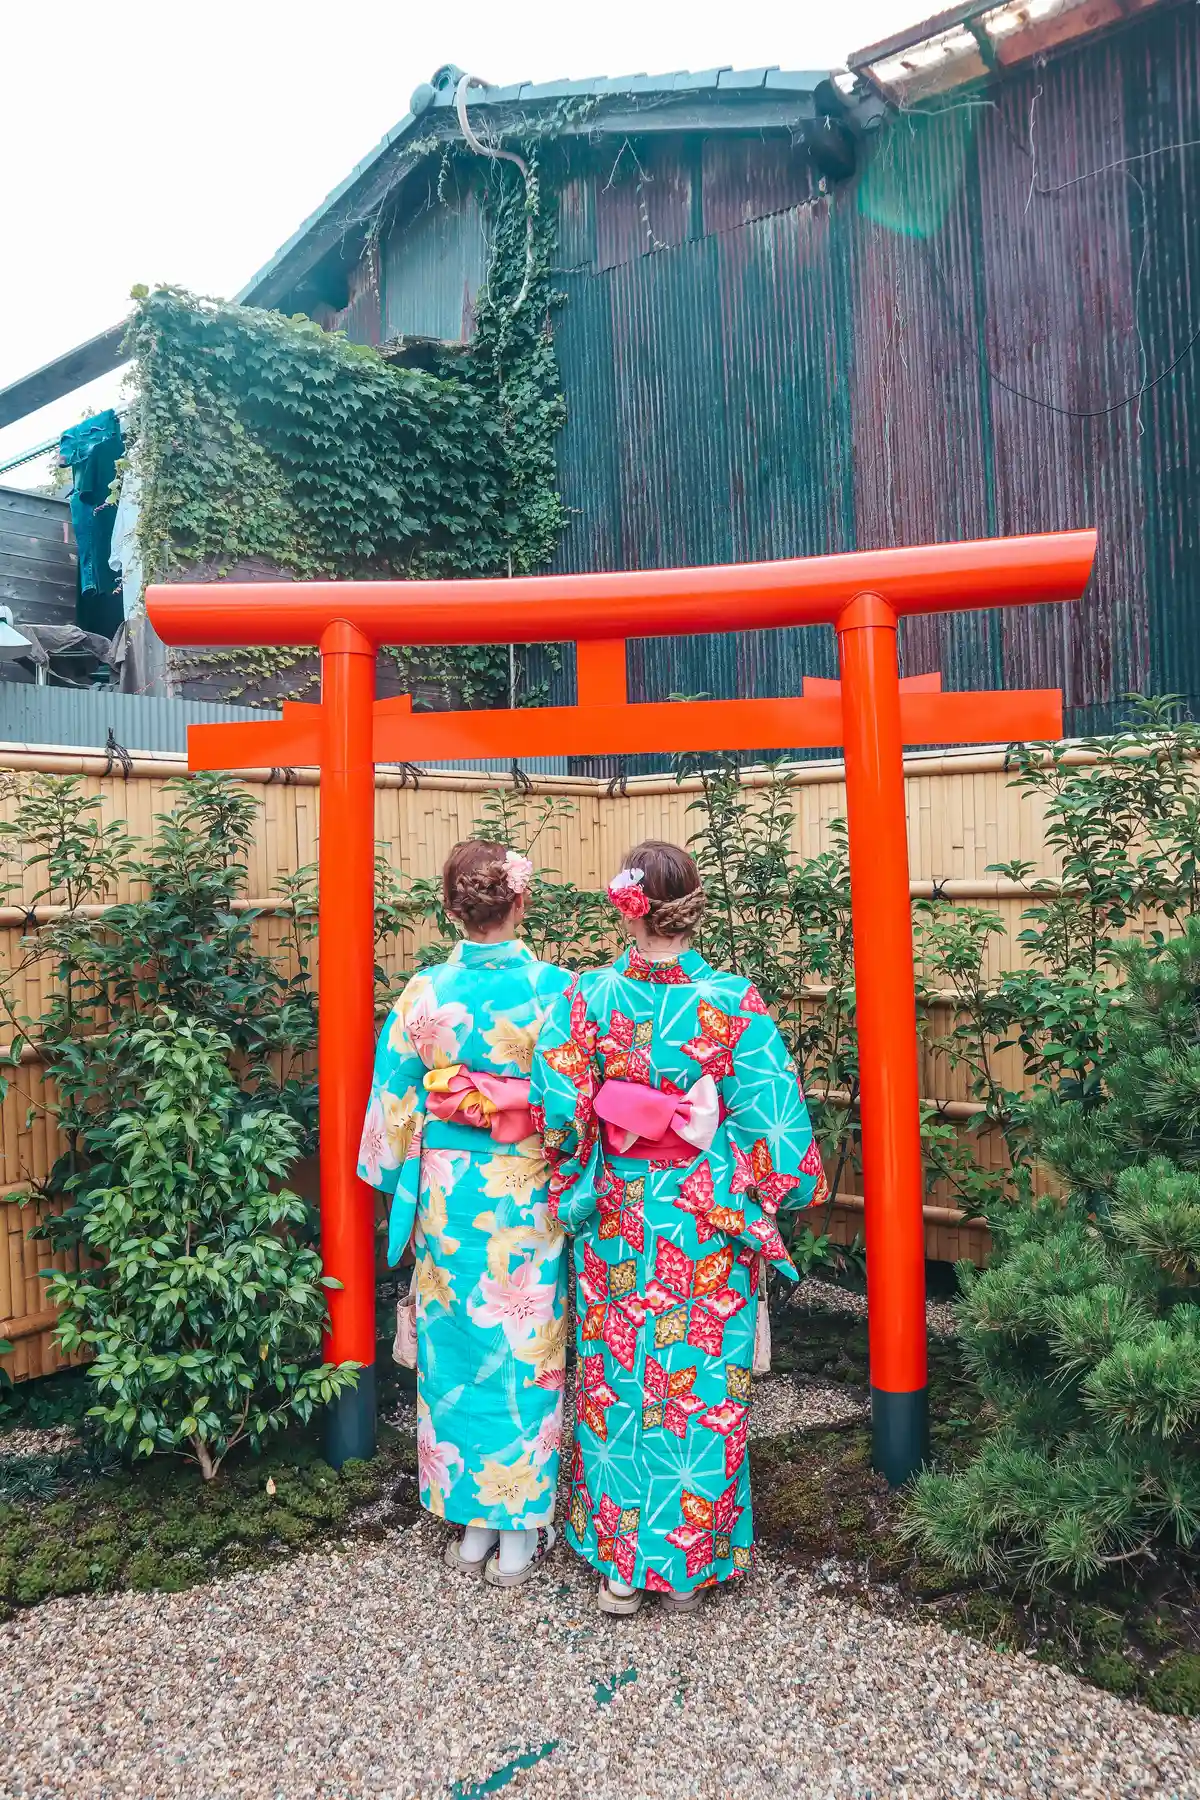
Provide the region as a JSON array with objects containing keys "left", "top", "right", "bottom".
[
  {"left": 530, "top": 945, "right": 826, "bottom": 1597},
  {"left": 358, "top": 939, "right": 573, "bottom": 1530}
]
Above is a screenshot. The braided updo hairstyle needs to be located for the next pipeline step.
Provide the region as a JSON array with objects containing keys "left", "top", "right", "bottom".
[
  {"left": 623, "top": 840, "right": 707, "bottom": 939},
  {"left": 443, "top": 839, "right": 520, "bottom": 930}
]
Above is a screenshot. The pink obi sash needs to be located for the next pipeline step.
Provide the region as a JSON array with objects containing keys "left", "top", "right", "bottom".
[
  {"left": 593, "top": 1073, "right": 721, "bottom": 1162},
  {"left": 423, "top": 1064, "right": 534, "bottom": 1144}
]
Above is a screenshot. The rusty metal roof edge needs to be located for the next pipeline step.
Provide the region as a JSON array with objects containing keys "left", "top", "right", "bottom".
[
  {"left": 236, "top": 62, "right": 849, "bottom": 309},
  {"left": 848, "top": 0, "right": 1178, "bottom": 71},
  {"left": 848, "top": 0, "right": 996, "bottom": 68}
]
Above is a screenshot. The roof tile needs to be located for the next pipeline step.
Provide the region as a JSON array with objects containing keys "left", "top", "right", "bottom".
[
  {"left": 585, "top": 73, "right": 649, "bottom": 94},
  {"left": 763, "top": 68, "right": 829, "bottom": 92},
  {"left": 517, "top": 76, "right": 595, "bottom": 99},
  {"left": 669, "top": 68, "right": 729, "bottom": 91},
  {"left": 716, "top": 67, "right": 773, "bottom": 90}
]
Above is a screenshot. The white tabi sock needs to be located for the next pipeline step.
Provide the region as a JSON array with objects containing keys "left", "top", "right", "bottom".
[
  {"left": 498, "top": 1528, "right": 536, "bottom": 1575},
  {"left": 461, "top": 1525, "right": 499, "bottom": 1563},
  {"left": 606, "top": 1574, "right": 637, "bottom": 1598}
]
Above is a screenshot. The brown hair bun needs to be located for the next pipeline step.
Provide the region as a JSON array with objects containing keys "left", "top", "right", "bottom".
[
  {"left": 623, "top": 840, "right": 706, "bottom": 938},
  {"left": 444, "top": 839, "right": 518, "bottom": 929}
]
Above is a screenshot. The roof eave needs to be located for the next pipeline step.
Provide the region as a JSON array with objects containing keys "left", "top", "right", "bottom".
[
  {"left": 237, "top": 68, "right": 851, "bottom": 311},
  {"left": 848, "top": 0, "right": 1174, "bottom": 102}
]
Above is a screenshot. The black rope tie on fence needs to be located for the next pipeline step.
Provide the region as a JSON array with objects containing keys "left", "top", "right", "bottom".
[
  {"left": 21, "top": 907, "right": 39, "bottom": 936},
  {"left": 606, "top": 758, "right": 630, "bottom": 799},
  {"left": 510, "top": 761, "right": 533, "bottom": 794},
  {"left": 266, "top": 767, "right": 299, "bottom": 786},
  {"left": 103, "top": 728, "right": 133, "bottom": 780},
  {"left": 930, "top": 877, "right": 949, "bottom": 903},
  {"left": 394, "top": 763, "right": 424, "bottom": 791}
]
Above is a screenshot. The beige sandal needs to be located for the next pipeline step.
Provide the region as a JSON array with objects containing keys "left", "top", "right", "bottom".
[
  {"left": 597, "top": 1576, "right": 644, "bottom": 1616},
  {"left": 443, "top": 1533, "right": 496, "bottom": 1578},
  {"left": 658, "top": 1587, "right": 703, "bottom": 1614},
  {"left": 483, "top": 1526, "right": 556, "bottom": 1589}
]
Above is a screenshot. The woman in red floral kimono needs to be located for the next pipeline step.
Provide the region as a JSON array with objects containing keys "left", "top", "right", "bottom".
[{"left": 530, "top": 841, "right": 826, "bottom": 1615}]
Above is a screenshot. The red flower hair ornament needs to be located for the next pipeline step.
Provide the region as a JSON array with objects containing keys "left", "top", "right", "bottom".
[{"left": 607, "top": 867, "right": 650, "bottom": 919}]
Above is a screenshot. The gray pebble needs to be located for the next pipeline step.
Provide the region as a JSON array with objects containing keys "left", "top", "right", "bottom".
[{"left": 0, "top": 1523, "right": 1195, "bottom": 1799}]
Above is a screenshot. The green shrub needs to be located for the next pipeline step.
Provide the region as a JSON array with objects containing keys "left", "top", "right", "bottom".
[
  {"left": 0, "top": 768, "right": 318, "bottom": 1154},
  {"left": 44, "top": 1014, "right": 358, "bottom": 1481},
  {"left": 905, "top": 921, "right": 1200, "bottom": 1583}
]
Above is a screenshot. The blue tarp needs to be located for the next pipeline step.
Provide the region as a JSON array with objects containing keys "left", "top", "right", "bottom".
[{"left": 59, "top": 409, "right": 123, "bottom": 636}]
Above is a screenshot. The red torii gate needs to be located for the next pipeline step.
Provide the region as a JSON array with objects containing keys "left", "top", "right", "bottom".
[{"left": 148, "top": 527, "right": 1096, "bottom": 1484}]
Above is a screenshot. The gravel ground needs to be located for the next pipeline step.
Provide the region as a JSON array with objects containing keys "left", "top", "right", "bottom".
[
  {"left": 1, "top": 1518, "right": 1197, "bottom": 1800},
  {"left": 0, "top": 1425, "right": 77, "bottom": 1461},
  {"left": 748, "top": 1375, "right": 868, "bottom": 1435},
  {"left": 390, "top": 1374, "right": 864, "bottom": 1443},
  {"left": 791, "top": 1277, "right": 960, "bottom": 1339}
]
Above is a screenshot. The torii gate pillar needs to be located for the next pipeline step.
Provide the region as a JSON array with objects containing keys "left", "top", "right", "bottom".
[
  {"left": 149, "top": 528, "right": 1096, "bottom": 1485},
  {"left": 317, "top": 621, "right": 379, "bottom": 1461},
  {"left": 837, "top": 595, "right": 929, "bottom": 1464}
]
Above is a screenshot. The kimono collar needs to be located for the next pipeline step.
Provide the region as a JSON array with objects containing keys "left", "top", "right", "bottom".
[
  {"left": 616, "top": 945, "right": 710, "bottom": 985},
  {"left": 448, "top": 937, "right": 536, "bottom": 972}
]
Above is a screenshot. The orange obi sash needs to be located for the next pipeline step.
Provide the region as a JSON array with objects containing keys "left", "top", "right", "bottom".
[
  {"left": 593, "top": 1073, "right": 721, "bottom": 1162},
  {"left": 423, "top": 1064, "right": 535, "bottom": 1144}
]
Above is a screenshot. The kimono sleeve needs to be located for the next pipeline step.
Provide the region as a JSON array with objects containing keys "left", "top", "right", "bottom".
[
  {"left": 357, "top": 976, "right": 428, "bottom": 1266},
  {"left": 530, "top": 976, "right": 603, "bottom": 1233},
  {"left": 718, "top": 997, "right": 828, "bottom": 1277}
]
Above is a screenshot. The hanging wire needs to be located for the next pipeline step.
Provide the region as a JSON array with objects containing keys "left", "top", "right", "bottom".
[
  {"left": 454, "top": 75, "right": 536, "bottom": 315},
  {"left": 893, "top": 89, "right": 1200, "bottom": 420}
]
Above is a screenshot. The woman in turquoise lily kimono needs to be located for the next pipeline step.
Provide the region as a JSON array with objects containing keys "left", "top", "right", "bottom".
[
  {"left": 531, "top": 840, "right": 827, "bottom": 1616},
  {"left": 358, "top": 839, "right": 572, "bottom": 1587}
]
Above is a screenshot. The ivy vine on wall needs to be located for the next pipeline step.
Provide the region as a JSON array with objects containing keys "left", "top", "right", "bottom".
[
  {"left": 128, "top": 289, "right": 511, "bottom": 581},
  {"left": 456, "top": 152, "right": 568, "bottom": 575},
  {"left": 126, "top": 139, "right": 571, "bottom": 708}
]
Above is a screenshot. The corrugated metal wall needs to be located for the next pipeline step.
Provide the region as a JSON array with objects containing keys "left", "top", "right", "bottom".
[
  {"left": 0, "top": 683, "right": 568, "bottom": 775},
  {"left": 322, "top": 248, "right": 383, "bottom": 346},
  {"left": 383, "top": 186, "right": 490, "bottom": 344},
  {"left": 317, "top": 8, "right": 1199, "bottom": 763},
  {"left": 540, "top": 5, "right": 1200, "bottom": 744},
  {"left": 0, "top": 688, "right": 282, "bottom": 755}
]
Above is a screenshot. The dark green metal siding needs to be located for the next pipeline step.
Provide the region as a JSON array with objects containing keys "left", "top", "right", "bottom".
[
  {"left": 382, "top": 188, "right": 490, "bottom": 344},
  {"left": 541, "top": 4, "right": 1200, "bottom": 757}
]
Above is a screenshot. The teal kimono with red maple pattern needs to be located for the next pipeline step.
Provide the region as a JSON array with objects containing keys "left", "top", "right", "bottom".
[{"left": 530, "top": 945, "right": 825, "bottom": 1597}]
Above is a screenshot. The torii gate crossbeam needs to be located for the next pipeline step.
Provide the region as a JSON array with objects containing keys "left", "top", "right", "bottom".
[{"left": 148, "top": 528, "right": 1096, "bottom": 1486}]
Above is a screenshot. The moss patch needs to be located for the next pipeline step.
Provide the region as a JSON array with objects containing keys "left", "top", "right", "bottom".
[{"left": 0, "top": 1351, "right": 418, "bottom": 1621}]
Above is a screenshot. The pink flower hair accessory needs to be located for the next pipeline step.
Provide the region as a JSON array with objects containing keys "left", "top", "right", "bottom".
[
  {"left": 607, "top": 867, "right": 650, "bottom": 919},
  {"left": 503, "top": 850, "right": 534, "bottom": 895}
]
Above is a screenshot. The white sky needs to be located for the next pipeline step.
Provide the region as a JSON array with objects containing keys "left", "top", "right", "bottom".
[{"left": 0, "top": 0, "right": 923, "bottom": 481}]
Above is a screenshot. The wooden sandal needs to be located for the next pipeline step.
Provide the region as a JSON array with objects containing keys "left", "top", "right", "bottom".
[
  {"left": 658, "top": 1587, "right": 703, "bottom": 1613},
  {"left": 596, "top": 1576, "right": 644, "bottom": 1616},
  {"left": 482, "top": 1526, "right": 556, "bottom": 1589},
  {"left": 443, "top": 1533, "right": 496, "bottom": 1578}
]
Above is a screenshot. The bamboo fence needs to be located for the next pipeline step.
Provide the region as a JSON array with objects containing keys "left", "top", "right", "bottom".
[{"left": 0, "top": 738, "right": 1071, "bottom": 1382}]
